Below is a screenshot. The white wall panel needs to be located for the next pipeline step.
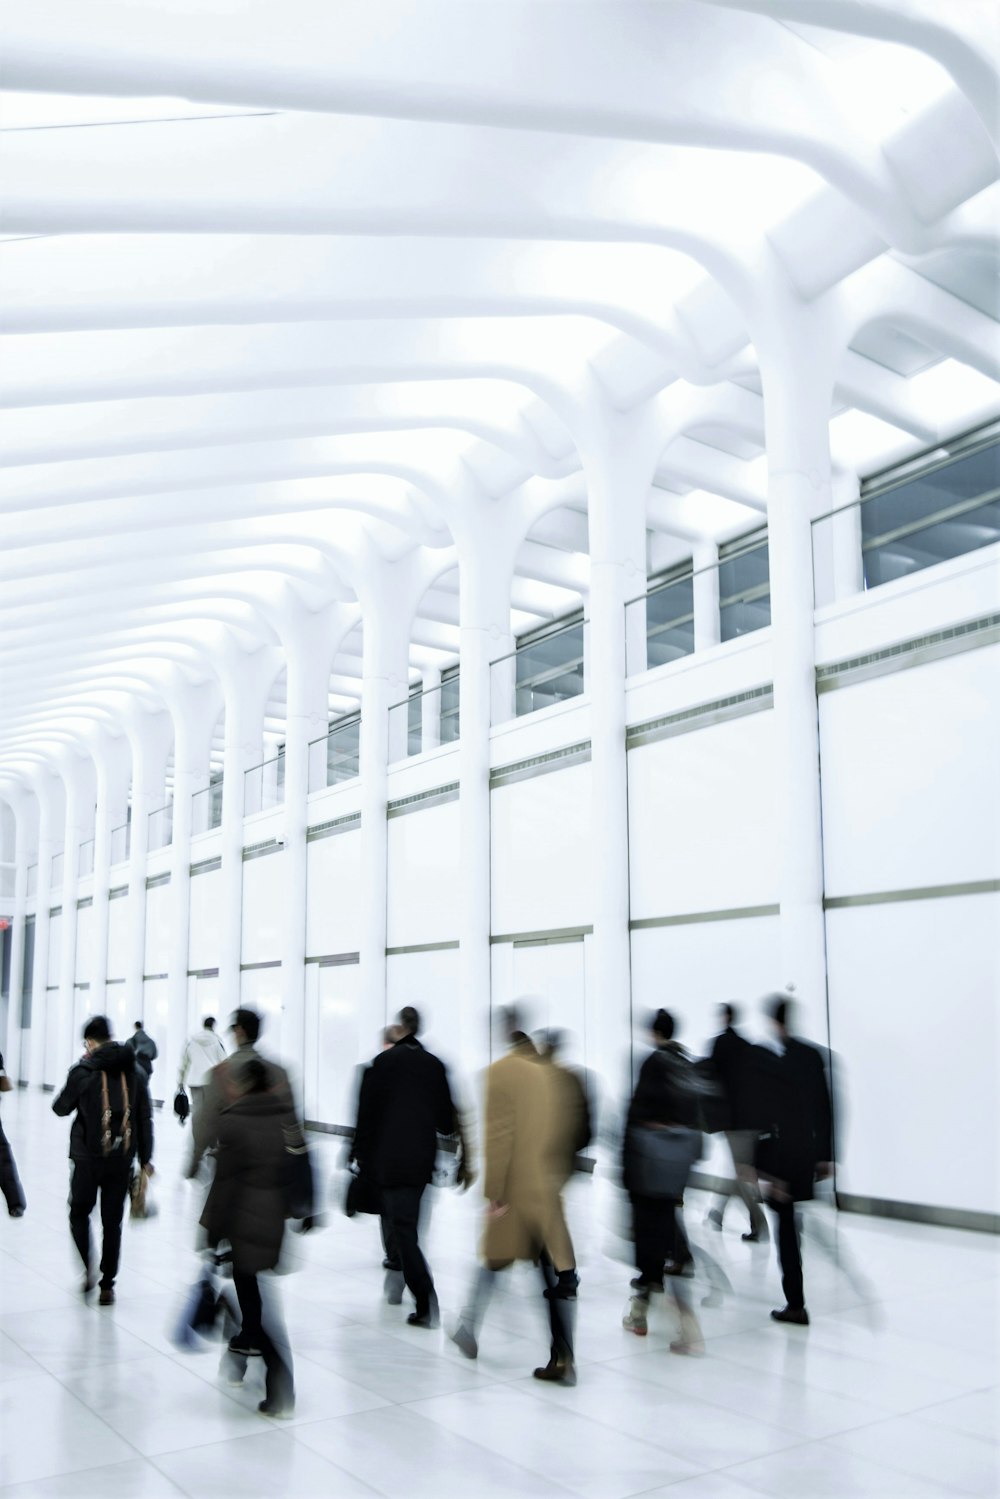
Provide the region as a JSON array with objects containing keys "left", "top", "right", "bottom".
[
  {"left": 305, "top": 958, "right": 362, "bottom": 1127},
  {"left": 820, "top": 644, "right": 1000, "bottom": 896},
  {"left": 241, "top": 852, "right": 285, "bottom": 966},
  {"left": 826, "top": 893, "right": 999, "bottom": 1216},
  {"left": 386, "top": 801, "right": 460, "bottom": 949},
  {"left": 74, "top": 902, "right": 94, "bottom": 985},
  {"left": 240, "top": 965, "right": 286, "bottom": 1071},
  {"left": 142, "top": 977, "right": 170, "bottom": 1102},
  {"left": 628, "top": 711, "right": 778, "bottom": 921},
  {"left": 143, "top": 881, "right": 171, "bottom": 976},
  {"left": 491, "top": 763, "right": 593, "bottom": 935},
  {"left": 107, "top": 892, "right": 130, "bottom": 980},
  {"left": 305, "top": 830, "right": 361, "bottom": 958},
  {"left": 386, "top": 946, "right": 462, "bottom": 1078},
  {"left": 105, "top": 982, "right": 129, "bottom": 1046},
  {"left": 47, "top": 909, "right": 62, "bottom": 979},
  {"left": 188, "top": 867, "right": 222, "bottom": 972}
]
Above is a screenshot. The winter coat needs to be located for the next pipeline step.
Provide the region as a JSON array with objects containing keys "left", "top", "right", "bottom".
[
  {"left": 622, "top": 1041, "right": 697, "bottom": 1195},
  {"left": 179, "top": 1029, "right": 227, "bottom": 1088},
  {"left": 480, "top": 1037, "right": 576, "bottom": 1270},
  {"left": 353, "top": 1035, "right": 457, "bottom": 1188},
  {"left": 199, "top": 1092, "right": 295, "bottom": 1274},
  {"left": 751, "top": 1039, "right": 833, "bottom": 1202},
  {"left": 194, "top": 1045, "right": 294, "bottom": 1161},
  {"left": 127, "top": 1028, "right": 158, "bottom": 1077},
  {"left": 52, "top": 1042, "right": 154, "bottom": 1167}
]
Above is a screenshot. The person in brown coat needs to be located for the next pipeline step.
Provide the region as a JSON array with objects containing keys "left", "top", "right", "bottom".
[
  {"left": 200, "top": 1057, "right": 304, "bottom": 1417},
  {"left": 449, "top": 1008, "right": 580, "bottom": 1385}
]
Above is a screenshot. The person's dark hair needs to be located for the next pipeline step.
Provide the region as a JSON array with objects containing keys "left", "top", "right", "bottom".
[
  {"left": 133, "top": 1020, "right": 143, "bottom": 1031},
  {"left": 203, "top": 1016, "right": 216, "bottom": 1031},
  {"left": 230, "top": 1008, "right": 261, "bottom": 1044},
  {"left": 84, "top": 1015, "right": 111, "bottom": 1043},
  {"left": 397, "top": 1006, "right": 420, "bottom": 1037},
  {"left": 765, "top": 994, "right": 793, "bottom": 1031},
  {"left": 650, "top": 1007, "right": 675, "bottom": 1041},
  {"left": 720, "top": 1003, "right": 737, "bottom": 1027},
  {"left": 496, "top": 1004, "right": 527, "bottom": 1043},
  {"left": 241, "top": 1057, "right": 269, "bottom": 1094}
]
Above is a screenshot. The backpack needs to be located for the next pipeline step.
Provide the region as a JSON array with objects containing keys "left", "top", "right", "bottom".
[{"left": 90, "top": 1071, "right": 133, "bottom": 1158}]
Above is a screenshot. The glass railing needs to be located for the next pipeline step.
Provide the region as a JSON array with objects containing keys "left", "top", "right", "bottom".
[
  {"left": 51, "top": 851, "right": 64, "bottom": 888},
  {"left": 147, "top": 804, "right": 173, "bottom": 852},
  {"left": 110, "top": 822, "right": 131, "bottom": 865},
  {"left": 26, "top": 863, "right": 37, "bottom": 896},
  {"left": 78, "top": 838, "right": 95, "bottom": 878},
  {"left": 812, "top": 480, "right": 1000, "bottom": 608},
  {"left": 191, "top": 779, "right": 224, "bottom": 835},
  {"left": 387, "top": 678, "right": 461, "bottom": 762},
  {"left": 244, "top": 753, "right": 285, "bottom": 817},
  {"left": 625, "top": 534, "right": 770, "bottom": 676},
  {"left": 491, "top": 617, "right": 587, "bottom": 724},
  {"left": 308, "top": 716, "right": 361, "bottom": 793},
  {"left": 0, "top": 864, "right": 14, "bottom": 899}
]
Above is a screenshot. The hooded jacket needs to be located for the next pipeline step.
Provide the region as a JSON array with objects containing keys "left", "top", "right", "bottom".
[{"left": 52, "top": 1042, "right": 154, "bottom": 1167}]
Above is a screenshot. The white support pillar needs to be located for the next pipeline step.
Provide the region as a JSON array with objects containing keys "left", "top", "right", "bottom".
[
  {"left": 831, "top": 470, "right": 864, "bottom": 603},
  {"left": 56, "top": 753, "right": 96, "bottom": 1080},
  {"left": 582, "top": 403, "right": 662, "bottom": 1095},
  {"left": 124, "top": 708, "right": 173, "bottom": 1029},
  {"left": 166, "top": 682, "right": 221, "bottom": 1093},
  {"left": 421, "top": 667, "right": 442, "bottom": 753},
  {"left": 2, "top": 791, "right": 35, "bottom": 1081},
  {"left": 89, "top": 731, "right": 132, "bottom": 1015},
  {"left": 758, "top": 304, "right": 836, "bottom": 1034},
  {"left": 457, "top": 527, "right": 517, "bottom": 1075},
  {"left": 26, "top": 775, "right": 61, "bottom": 1087},
  {"left": 692, "top": 541, "right": 722, "bottom": 653},
  {"left": 357, "top": 580, "right": 412, "bottom": 1049}
]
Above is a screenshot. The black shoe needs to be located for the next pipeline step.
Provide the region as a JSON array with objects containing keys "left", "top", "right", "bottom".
[
  {"left": 407, "top": 1302, "right": 440, "bottom": 1329},
  {"left": 258, "top": 1398, "right": 294, "bottom": 1419},
  {"left": 8, "top": 1206, "right": 25, "bottom": 1218},
  {"left": 532, "top": 1354, "right": 577, "bottom": 1387},
  {"left": 382, "top": 1257, "right": 401, "bottom": 1271},
  {"left": 664, "top": 1259, "right": 695, "bottom": 1278},
  {"left": 742, "top": 1231, "right": 761, "bottom": 1242},
  {"left": 771, "top": 1305, "right": 809, "bottom": 1326},
  {"left": 98, "top": 1286, "right": 115, "bottom": 1306},
  {"left": 449, "top": 1322, "right": 478, "bottom": 1359},
  {"left": 228, "top": 1334, "right": 263, "bottom": 1356},
  {"left": 630, "top": 1276, "right": 663, "bottom": 1294}
]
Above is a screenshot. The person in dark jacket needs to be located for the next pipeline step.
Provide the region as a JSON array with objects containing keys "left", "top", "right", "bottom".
[
  {"left": 200, "top": 1057, "right": 301, "bottom": 1417},
  {"left": 189, "top": 1008, "right": 293, "bottom": 1179},
  {"left": 52, "top": 1015, "right": 154, "bottom": 1304},
  {"left": 0, "top": 1050, "right": 26, "bottom": 1217},
  {"left": 706, "top": 1003, "right": 768, "bottom": 1242},
  {"left": 621, "top": 1009, "right": 704, "bottom": 1353},
  {"left": 126, "top": 1019, "right": 158, "bottom": 1079},
  {"left": 353, "top": 1005, "right": 458, "bottom": 1328},
  {"left": 751, "top": 995, "right": 834, "bottom": 1326}
]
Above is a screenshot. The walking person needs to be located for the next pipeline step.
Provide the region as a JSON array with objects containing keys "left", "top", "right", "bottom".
[
  {"left": 200, "top": 1057, "right": 306, "bottom": 1418},
  {"left": 450, "top": 1008, "right": 581, "bottom": 1385},
  {"left": 353, "top": 1006, "right": 459, "bottom": 1328},
  {"left": 127, "top": 1018, "right": 158, "bottom": 1079},
  {"left": 189, "top": 1008, "right": 293, "bottom": 1178},
  {"left": 178, "top": 1016, "right": 227, "bottom": 1172},
  {"left": 752, "top": 995, "right": 834, "bottom": 1327},
  {"left": 621, "top": 1009, "right": 705, "bottom": 1354},
  {"left": 706, "top": 1004, "right": 768, "bottom": 1242},
  {"left": 52, "top": 1015, "right": 154, "bottom": 1303},
  {"left": 0, "top": 1050, "right": 26, "bottom": 1217}
]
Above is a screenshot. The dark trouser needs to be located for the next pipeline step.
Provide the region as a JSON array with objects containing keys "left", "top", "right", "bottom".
[
  {"left": 712, "top": 1130, "right": 767, "bottom": 1235},
  {"left": 632, "top": 1194, "right": 688, "bottom": 1288},
  {"left": 69, "top": 1158, "right": 131, "bottom": 1288},
  {"left": 769, "top": 1197, "right": 804, "bottom": 1310},
  {"left": 462, "top": 1251, "right": 578, "bottom": 1361},
  {"left": 380, "top": 1184, "right": 433, "bottom": 1309},
  {"left": 0, "top": 1119, "right": 26, "bottom": 1214},
  {"left": 232, "top": 1269, "right": 294, "bottom": 1408},
  {"left": 380, "top": 1212, "right": 401, "bottom": 1271}
]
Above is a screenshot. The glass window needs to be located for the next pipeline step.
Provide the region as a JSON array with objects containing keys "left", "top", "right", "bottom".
[
  {"left": 514, "top": 616, "right": 585, "bottom": 716},
  {"left": 644, "top": 572, "right": 695, "bottom": 667},
  {"left": 719, "top": 534, "right": 770, "bottom": 641}
]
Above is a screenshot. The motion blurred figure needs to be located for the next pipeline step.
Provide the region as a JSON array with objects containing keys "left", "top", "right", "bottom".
[
  {"left": 52, "top": 1015, "right": 154, "bottom": 1304},
  {"left": 706, "top": 1003, "right": 768, "bottom": 1242},
  {"left": 349, "top": 1024, "right": 405, "bottom": 1285},
  {"left": 752, "top": 996, "right": 834, "bottom": 1327},
  {"left": 126, "top": 1018, "right": 158, "bottom": 1080},
  {"left": 0, "top": 1049, "right": 26, "bottom": 1217},
  {"left": 189, "top": 1007, "right": 293, "bottom": 1178},
  {"left": 450, "top": 1008, "right": 581, "bottom": 1386},
  {"left": 177, "top": 1015, "right": 227, "bottom": 1166},
  {"left": 621, "top": 1009, "right": 704, "bottom": 1354},
  {"left": 353, "top": 1006, "right": 459, "bottom": 1328},
  {"left": 200, "top": 1057, "right": 304, "bottom": 1417}
]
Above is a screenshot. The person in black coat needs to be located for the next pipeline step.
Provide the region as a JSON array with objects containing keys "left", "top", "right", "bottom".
[
  {"left": 706, "top": 1004, "right": 768, "bottom": 1242},
  {"left": 751, "top": 996, "right": 834, "bottom": 1326},
  {"left": 0, "top": 1050, "right": 26, "bottom": 1217},
  {"left": 52, "top": 1015, "right": 154, "bottom": 1303},
  {"left": 353, "top": 1006, "right": 458, "bottom": 1327}
]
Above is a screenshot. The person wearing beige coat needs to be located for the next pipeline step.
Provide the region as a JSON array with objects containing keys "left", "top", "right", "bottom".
[{"left": 450, "top": 1015, "right": 582, "bottom": 1386}]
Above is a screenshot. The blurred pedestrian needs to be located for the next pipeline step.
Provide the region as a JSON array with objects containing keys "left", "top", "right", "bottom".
[
  {"left": 752, "top": 995, "right": 834, "bottom": 1327},
  {"left": 353, "top": 1006, "right": 459, "bottom": 1328},
  {"left": 536, "top": 1028, "right": 593, "bottom": 1174},
  {"left": 178, "top": 1016, "right": 227, "bottom": 1164},
  {"left": 348, "top": 1025, "right": 405, "bottom": 1283},
  {"left": 200, "top": 1057, "right": 304, "bottom": 1417},
  {"left": 450, "top": 1008, "right": 580, "bottom": 1386},
  {"left": 621, "top": 1008, "right": 704, "bottom": 1354},
  {"left": 52, "top": 1015, "right": 154, "bottom": 1304},
  {"left": 189, "top": 1008, "right": 293, "bottom": 1179},
  {"left": 126, "top": 1018, "right": 158, "bottom": 1079},
  {"left": 0, "top": 1049, "right": 26, "bottom": 1217},
  {"left": 706, "top": 1003, "right": 768, "bottom": 1242}
]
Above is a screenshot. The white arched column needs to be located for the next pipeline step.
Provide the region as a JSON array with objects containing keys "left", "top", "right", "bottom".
[
  {"left": 2, "top": 790, "right": 35, "bottom": 1080},
  {"left": 420, "top": 666, "right": 442, "bottom": 753},
  {"left": 124, "top": 707, "right": 173, "bottom": 1027},
  {"left": 693, "top": 540, "right": 722, "bottom": 653},
  {"left": 89, "top": 729, "right": 132, "bottom": 1015},
  {"left": 25, "top": 775, "right": 60, "bottom": 1086}
]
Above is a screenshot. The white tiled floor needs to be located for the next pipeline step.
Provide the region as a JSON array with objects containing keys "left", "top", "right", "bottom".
[{"left": 1, "top": 1089, "right": 997, "bottom": 1498}]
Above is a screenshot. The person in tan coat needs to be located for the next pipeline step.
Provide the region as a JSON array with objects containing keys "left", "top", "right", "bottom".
[{"left": 450, "top": 1008, "right": 581, "bottom": 1385}]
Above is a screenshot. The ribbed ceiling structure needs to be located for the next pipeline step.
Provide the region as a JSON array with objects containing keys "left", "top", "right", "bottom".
[{"left": 2, "top": 0, "right": 999, "bottom": 792}]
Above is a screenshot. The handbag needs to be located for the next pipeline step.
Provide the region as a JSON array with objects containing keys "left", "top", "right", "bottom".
[
  {"left": 344, "top": 1167, "right": 380, "bottom": 1217},
  {"left": 628, "top": 1124, "right": 703, "bottom": 1199},
  {"left": 173, "top": 1088, "right": 190, "bottom": 1124},
  {"left": 129, "top": 1166, "right": 156, "bottom": 1220}
]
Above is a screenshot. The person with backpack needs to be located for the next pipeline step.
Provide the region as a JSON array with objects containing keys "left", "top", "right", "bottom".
[
  {"left": 126, "top": 1019, "right": 158, "bottom": 1079},
  {"left": 52, "top": 1015, "right": 154, "bottom": 1304}
]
